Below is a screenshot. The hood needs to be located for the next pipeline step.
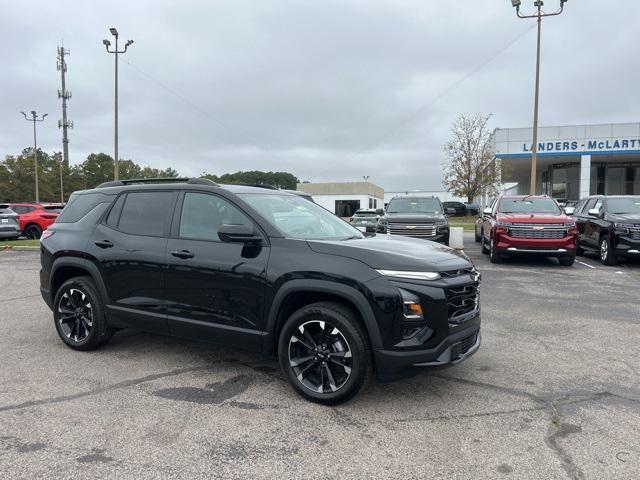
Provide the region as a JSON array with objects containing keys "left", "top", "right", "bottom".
[
  {"left": 607, "top": 213, "right": 640, "bottom": 223},
  {"left": 496, "top": 213, "right": 571, "bottom": 224},
  {"left": 307, "top": 235, "right": 471, "bottom": 271},
  {"left": 383, "top": 212, "right": 446, "bottom": 223}
]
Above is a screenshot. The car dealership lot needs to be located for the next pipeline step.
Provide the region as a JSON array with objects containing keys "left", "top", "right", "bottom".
[{"left": 0, "top": 239, "right": 638, "bottom": 479}]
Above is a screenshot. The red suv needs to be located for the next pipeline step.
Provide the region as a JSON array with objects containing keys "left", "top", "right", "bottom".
[
  {"left": 475, "top": 195, "right": 577, "bottom": 266},
  {"left": 9, "top": 203, "right": 64, "bottom": 239}
]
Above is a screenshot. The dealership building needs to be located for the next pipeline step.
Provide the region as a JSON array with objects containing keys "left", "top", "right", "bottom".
[{"left": 494, "top": 122, "right": 640, "bottom": 200}]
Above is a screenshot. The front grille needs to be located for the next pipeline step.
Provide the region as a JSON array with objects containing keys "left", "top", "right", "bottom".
[
  {"left": 444, "top": 282, "right": 479, "bottom": 322},
  {"left": 388, "top": 222, "right": 437, "bottom": 237},
  {"left": 508, "top": 224, "right": 567, "bottom": 239},
  {"left": 629, "top": 226, "right": 640, "bottom": 240},
  {"left": 460, "top": 333, "right": 478, "bottom": 355},
  {"left": 439, "top": 267, "right": 475, "bottom": 278}
]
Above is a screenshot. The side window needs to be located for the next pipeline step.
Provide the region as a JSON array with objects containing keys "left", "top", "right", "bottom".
[
  {"left": 583, "top": 198, "right": 597, "bottom": 213},
  {"left": 105, "top": 194, "right": 126, "bottom": 228},
  {"left": 593, "top": 199, "right": 603, "bottom": 212},
  {"left": 575, "top": 199, "right": 587, "bottom": 214},
  {"left": 57, "top": 193, "right": 116, "bottom": 223},
  {"left": 118, "top": 191, "right": 177, "bottom": 237},
  {"left": 179, "top": 193, "right": 253, "bottom": 242}
]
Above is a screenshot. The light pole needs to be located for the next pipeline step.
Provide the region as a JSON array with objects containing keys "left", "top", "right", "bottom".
[
  {"left": 103, "top": 27, "right": 133, "bottom": 180},
  {"left": 21, "top": 111, "right": 48, "bottom": 202},
  {"left": 511, "top": 0, "right": 568, "bottom": 195}
]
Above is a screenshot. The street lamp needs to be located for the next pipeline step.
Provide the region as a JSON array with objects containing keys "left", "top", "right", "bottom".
[
  {"left": 103, "top": 27, "right": 134, "bottom": 180},
  {"left": 511, "top": 0, "right": 568, "bottom": 195},
  {"left": 20, "top": 111, "right": 48, "bottom": 203}
]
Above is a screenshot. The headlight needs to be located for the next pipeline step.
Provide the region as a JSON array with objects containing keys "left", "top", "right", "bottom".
[
  {"left": 434, "top": 217, "right": 448, "bottom": 226},
  {"left": 398, "top": 288, "right": 424, "bottom": 320},
  {"left": 614, "top": 223, "right": 633, "bottom": 234},
  {"left": 496, "top": 221, "right": 512, "bottom": 227},
  {"left": 377, "top": 270, "right": 441, "bottom": 281},
  {"left": 564, "top": 221, "right": 576, "bottom": 227}
]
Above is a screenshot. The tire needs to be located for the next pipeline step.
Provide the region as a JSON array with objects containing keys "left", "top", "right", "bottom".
[
  {"left": 558, "top": 255, "right": 575, "bottom": 267},
  {"left": 278, "top": 302, "right": 371, "bottom": 405},
  {"left": 474, "top": 227, "right": 481, "bottom": 243},
  {"left": 53, "top": 276, "right": 114, "bottom": 351},
  {"left": 599, "top": 236, "right": 617, "bottom": 266},
  {"left": 481, "top": 232, "right": 489, "bottom": 254},
  {"left": 24, "top": 224, "right": 42, "bottom": 239},
  {"left": 489, "top": 235, "right": 503, "bottom": 263}
]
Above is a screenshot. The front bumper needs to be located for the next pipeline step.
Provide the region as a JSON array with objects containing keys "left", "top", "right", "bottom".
[
  {"left": 374, "top": 320, "right": 481, "bottom": 381},
  {"left": 496, "top": 234, "right": 576, "bottom": 257},
  {"left": 615, "top": 236, "right": 640, "bottom": 257}
]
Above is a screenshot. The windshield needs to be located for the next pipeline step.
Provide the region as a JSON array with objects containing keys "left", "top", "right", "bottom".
[
  {"left": 498, "top": 198, "right": 560, "bottom": 214},
  {"left": 387, "top": 198, "right": 442, "bottom": 214},
  {"left": 607, "top": 197, "right": 640, "bottom": 214},
  {"left": 240, "top": 193, "right": 363, "bottom": 240}
]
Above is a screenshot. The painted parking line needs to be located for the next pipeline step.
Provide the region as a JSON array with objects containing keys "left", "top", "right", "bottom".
[{"left": 576, "top": 260, "right": 596, "bottom": 269}]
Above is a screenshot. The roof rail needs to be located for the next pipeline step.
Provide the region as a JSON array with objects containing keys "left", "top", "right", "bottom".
[
  {"left": 236, "top": 183, "right": 279, "bottom": 190},
  {"left": 96, "top": 177, "right": 219, "bottom": 188}
]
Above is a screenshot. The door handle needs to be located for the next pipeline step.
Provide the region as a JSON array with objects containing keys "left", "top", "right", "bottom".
[
  {"left": 171, "top": 250, "right": 194, "bottom": 259},
  {"left": 94, "top": 239, "right": 114, "bottom": 248}
]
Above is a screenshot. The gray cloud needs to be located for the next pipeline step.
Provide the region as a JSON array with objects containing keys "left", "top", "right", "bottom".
[{"left": 2, "top": 0, "right": 638, "bottom": 190}]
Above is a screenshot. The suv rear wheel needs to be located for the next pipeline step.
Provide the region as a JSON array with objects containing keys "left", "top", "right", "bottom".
[
  {"left": 278, "top": 302, "right": 371, "bottom": 405},
  {"left": 599, "top": 236, "right": 617, "bottom": 266},
  {"left": 53, "top": 276, "right": 113, "bottom": 351}
]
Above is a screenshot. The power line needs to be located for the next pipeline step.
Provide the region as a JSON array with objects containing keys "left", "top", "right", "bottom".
[
  {"left": 315, "top": 24, "right": 537, "bottom": 178},
  {"left": 120, "top": 58, "right": 285, "bottom": 165}
]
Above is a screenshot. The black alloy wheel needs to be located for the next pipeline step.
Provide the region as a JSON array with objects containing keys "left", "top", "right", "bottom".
[
  {"left": 278, "top": 302, "right": 370, "bottom": 405},
  {"left": 288, "top": 320, "right": 353, "bottom": 394},
  {"left": 57, "top": 288, "right": 93, "bottom": 342},
  {"left": 53, "top": 277, "right": 113, "bottom": 350},
  {"left": 25, "top": 224, "right": 42, "bottom": 239}
]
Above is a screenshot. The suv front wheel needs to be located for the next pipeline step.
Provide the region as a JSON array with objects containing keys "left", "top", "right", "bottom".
[
  {"left": 53, "top": 276, "right": 114, "bottom": 351},
  {"left": 278, "top": 302, "right": 371, "bottom": 405},
  {"left": 599, "top": 236, "right": 617, "bottom": 266}
]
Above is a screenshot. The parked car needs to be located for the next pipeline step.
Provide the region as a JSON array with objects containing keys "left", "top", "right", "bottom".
[
  {"left": 475, "top": 195, "right": 577, "bottom": 265},
  {"left": 465, "top": 202, "right": 480, "bottom": 216},
  {"left": 442, "top": 201, "right": 467, "bottom": 216},
  {"left": 0, "top": 205, "right": 21, "bottom": 240},
  {"left": 40, "top": 178, "right": 481, "bottom": 404},
  {"left": 10, "top": 203, "right": 64, "bottom": 239},
  {"left": 573, "top": 195, "right": 640, "bottom": 265},
  {"left": 377, "top": 196, "right": 453, "bottom": 244},
  {"left": 349, "top": 209, "right": 379, "bottom": 232}
]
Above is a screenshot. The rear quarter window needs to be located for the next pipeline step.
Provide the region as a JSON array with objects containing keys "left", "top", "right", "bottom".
[{"left": 56, "top": 192, "right": 116, "bottom": 223}]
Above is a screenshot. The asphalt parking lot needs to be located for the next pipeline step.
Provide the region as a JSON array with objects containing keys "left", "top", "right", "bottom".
[{"left": 1, "top": 236, "right": 639, "bottom": 479}]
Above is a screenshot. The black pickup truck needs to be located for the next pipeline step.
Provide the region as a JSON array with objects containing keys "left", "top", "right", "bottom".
[{"left": 377, "top": 196, "right": 454, "bottom": 244}]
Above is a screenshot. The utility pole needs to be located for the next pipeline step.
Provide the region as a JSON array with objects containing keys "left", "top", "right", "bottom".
[
  {"left": 20, "top": 111, "right": 48, "bottom": 203},
  {"left": 103, "top": 28, "right": 133, "bottom": 180},
  {"left": 511, "top": 0, "right": 568, "bottom": 194},
  {"left": 57, "top": 45, "right": 73, "bottom": 203}
]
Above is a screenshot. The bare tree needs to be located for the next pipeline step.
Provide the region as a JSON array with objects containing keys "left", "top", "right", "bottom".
[{"left": 442, "top": 113, "right": 499, "bottom": 203}]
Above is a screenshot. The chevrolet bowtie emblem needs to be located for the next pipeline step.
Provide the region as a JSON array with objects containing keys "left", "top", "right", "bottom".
[
  {"left": 406, "top": 225, "right": 416, "bottom": 229},
  {"left": 533, "top": 226, "right": 544, "bottom": 230}
]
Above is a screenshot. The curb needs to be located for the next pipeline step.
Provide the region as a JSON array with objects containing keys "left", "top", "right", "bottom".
[{"left": 1, "top": 246, "right": 40, "bottom": 251}]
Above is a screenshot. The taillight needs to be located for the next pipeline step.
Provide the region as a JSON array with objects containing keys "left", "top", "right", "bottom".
[
  {"left": 40, "top": 214, "right": 58, "bottom": 220},
  {"left": 40, "top": 230, "right": 55, "bottom": 240}
]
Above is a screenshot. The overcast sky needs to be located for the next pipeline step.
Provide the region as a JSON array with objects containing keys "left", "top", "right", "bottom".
[{"left": 2, "top": 0, "right": 638, "bottom": 190}]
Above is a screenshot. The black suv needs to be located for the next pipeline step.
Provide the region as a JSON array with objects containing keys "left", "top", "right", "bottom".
[
  {"left": 574, "top": 195, "right": 640, "bottom": 265},
  {"left": 40, "top": 178, "right": 481, "bottom": 404},
  {"left": 377, "top": 196, "right": 453, "bottom": 244}
]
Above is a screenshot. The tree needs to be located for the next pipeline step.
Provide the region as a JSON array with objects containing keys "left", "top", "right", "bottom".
[
  {"left": 202, "top": 170, "right": 300, "bottom": 189},
  {"left": 442, "top": 113, "right": 499, "bottom": 203}
]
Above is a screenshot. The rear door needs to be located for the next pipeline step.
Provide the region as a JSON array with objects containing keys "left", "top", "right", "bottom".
[
  {"left": 87, "top": 190, "right": 178, "bottom": 333},
  {"left": 164, "top": 191, "right": 270, "bottom": 350}
]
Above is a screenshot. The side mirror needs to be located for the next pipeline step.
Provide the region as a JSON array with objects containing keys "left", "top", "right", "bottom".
[
  {"left": 218, "top": 224, "right": 262, "bottom": 244},
  {"left": 483, "top": 207, "right": 492, "bottom": 215},
  {"left": 375, "top": 209, "right": 384, "bottom": 216},
  {"left": 446, "top": 208, "right": 456, "bottom": 216},
  {"left": 564, "top": 206, "right": 575, "bottom": 216},
  {"left": 587, "top": 208, "right": 600, "bottom": 218}
]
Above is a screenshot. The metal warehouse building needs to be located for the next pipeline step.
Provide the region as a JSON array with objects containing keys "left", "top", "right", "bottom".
[{"left": 494, "top": 122, "right": 640, "bottom": 200}]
